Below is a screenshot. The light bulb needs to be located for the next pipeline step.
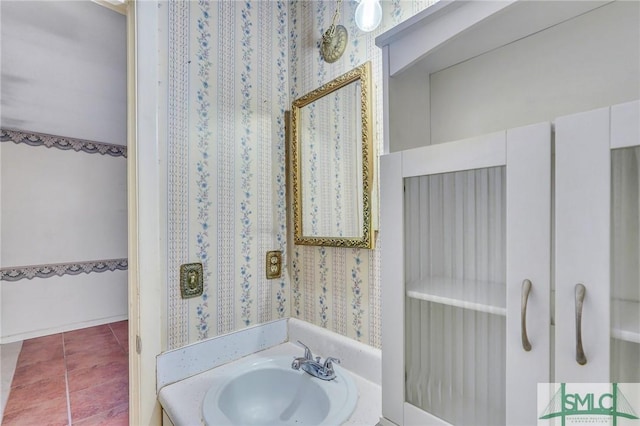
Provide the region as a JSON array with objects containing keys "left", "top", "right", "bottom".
[{"left": 354, "top": 0, "right": 382, "bottom": 32}]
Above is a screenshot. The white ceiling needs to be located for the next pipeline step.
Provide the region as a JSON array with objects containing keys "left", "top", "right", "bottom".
[{"left": 1, "top": 1, "right": 126, "bottom": 145}]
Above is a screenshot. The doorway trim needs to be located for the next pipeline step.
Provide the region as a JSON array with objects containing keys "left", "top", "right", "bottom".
[{"left": 127, "top": 0, "right": 163, "bottom": 424}]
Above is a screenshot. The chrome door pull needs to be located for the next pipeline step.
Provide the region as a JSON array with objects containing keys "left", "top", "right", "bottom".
[
  {"left": 574, "top": 283, "right": 587, "bottom": 365},
  {"left": 521, "top": 279, "right": 532, "bottom": 351}
]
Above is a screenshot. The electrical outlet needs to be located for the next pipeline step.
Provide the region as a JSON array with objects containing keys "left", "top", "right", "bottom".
[
  {"left": 266, "top": 251, "right": 282, "bottom": 279},
  {"left": 179, "top": 262, "right": 203, "bottom": 299}
]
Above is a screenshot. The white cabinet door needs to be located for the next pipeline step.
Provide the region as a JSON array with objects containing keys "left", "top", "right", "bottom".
[
  {"left": 380, "top": 123, "right": 551, "bottom": 425},
  {"left": 505, "top": 123, "right": 552, "bottom": 425},
  {"left": 380, "top": 150, "right": 405, "bottom": 425},
  {"left": 555, "top": 100, "right": 640, "bottom": 383},
  {"left": 555, "top": 106, "right": 612, "bottom": 382}
]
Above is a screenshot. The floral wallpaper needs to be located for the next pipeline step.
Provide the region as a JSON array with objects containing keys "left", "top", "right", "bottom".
[
  {"left": 163, "top": 0, "right": 433, "bottom": 351},
  {"left": 164, "top": 0, "right": 289, "bottom": 349},
  {"left": 288, "top": 0, "right": 434, "bottom": 349}
]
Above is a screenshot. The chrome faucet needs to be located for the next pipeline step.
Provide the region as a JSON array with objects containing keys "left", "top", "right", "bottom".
[{"left": 291, "top": 341, "right": 340, "bottom": 381}]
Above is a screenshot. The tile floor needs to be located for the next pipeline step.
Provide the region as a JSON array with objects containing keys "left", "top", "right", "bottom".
[{"left": 1, "top": 321, "right": 129, "bottom": 426}]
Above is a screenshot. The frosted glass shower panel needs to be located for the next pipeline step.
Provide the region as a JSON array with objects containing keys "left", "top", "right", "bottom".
[
  {"left": 611, "top": 146, "right": 640, "bottom": 382},
  {"left": 404, "top": 167, "right": 506, "bottom": 425}
]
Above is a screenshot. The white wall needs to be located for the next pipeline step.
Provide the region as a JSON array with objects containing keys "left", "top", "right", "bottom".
[
  {"left": 430, "top": 1, "right": 640, "bottom": 144},
  {"left": 0, "top": 1, "right": 126, "bottom": 145},
  {"left": 0, "top": 1, "right": 127, "bottom": 343},
  {"left": 1, "top": 272, "right": 128, "bottom": 342},
  {"left": 1, "top": 143, "right": 127, "bottom": 266}
]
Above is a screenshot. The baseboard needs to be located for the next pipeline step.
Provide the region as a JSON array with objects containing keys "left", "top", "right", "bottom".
[{"left": 0, "top": 314, "right": 128, "bottom": 344}]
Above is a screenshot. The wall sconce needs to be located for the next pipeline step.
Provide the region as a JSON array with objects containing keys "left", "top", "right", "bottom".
[
  {"left": 355, "top": 0, "right": 382, "bottom": 32},
  {"left": 321, "top": 0, "right": 348, "bottom": 63}
]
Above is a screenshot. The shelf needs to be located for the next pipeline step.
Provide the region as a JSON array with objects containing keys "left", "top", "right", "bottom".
[
  {"left": 612, "top": 299, "right": 640, "bottom": 344},
  {"left": 407, "top": 390, "right": 505, "bottom": 426},
  {"left": 406, "top": 277, "right": 506, "bottom": 316},
  {"left": 376, "top": 0, "right": 610, "bottom": 77}
]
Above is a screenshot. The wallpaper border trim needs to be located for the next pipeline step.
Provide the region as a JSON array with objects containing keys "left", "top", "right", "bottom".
[
  {"left": 0, "top": 258, "right": 128, "bottom": 281},
  {"left": 0, "top": 128, "right": 127, "bottom": 158}
]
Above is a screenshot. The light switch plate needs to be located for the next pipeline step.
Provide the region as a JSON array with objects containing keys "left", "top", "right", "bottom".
[
  {"left": 266, "top": 251, "right": 282, "bottom": 279},
  {"left": 180, "top": 262, "right": 203, "bottom": 299}
]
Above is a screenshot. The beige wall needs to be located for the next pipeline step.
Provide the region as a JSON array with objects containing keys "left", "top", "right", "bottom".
[
  {"left": 288, "top": 0, "right": 434, "bottom": 348},
  {"left": 160, "top": 0, "right": 435, "bottom": 352},
  {"left": 161, "top": 1, "right": 290, "bottom": 350}
]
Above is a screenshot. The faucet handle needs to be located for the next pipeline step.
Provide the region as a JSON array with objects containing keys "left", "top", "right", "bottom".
[
  {"left": 296, "top": 340, "right": 313, "bottom": 360},
  {"left": 322, "top": 356, "right": 340, "bottom": 373}
]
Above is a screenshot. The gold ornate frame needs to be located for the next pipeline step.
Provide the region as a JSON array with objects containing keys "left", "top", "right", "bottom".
[{"left": 290, "top": 61, "right": 375, "bottom": 249}]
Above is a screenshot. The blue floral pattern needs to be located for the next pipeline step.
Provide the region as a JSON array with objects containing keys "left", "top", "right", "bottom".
[
  {"left": 214, "top": 0, "right": 235, "bottom": 336},
  {"left": 307, "top": 103, "right": 319, "bottom": 235},
  {"left": 292, "top": 249, "right": 302, "bottom": 317},
  {"left": 275, "top": 0, "right": 288, "bottom": 318},
  {"left": 351, "top": 249, "right": 364, "bottom": 340},
  {"left": 392, "top": 0, "right": 403, "bottom": 25},
  {"left": 347, "top": 1, "right": 361, "bottom": 68},
  {"left": 289, "top": 1, "right": 299, "bottom": 101},
  {"left": 162, "top": 0, "right": 432, "bottom": 350},
  {"left": 239, "top": 1, "right": 254, "bottom": 326},
  {"left": 195, "top": 0, "right": 213, "bottom": 340},
  {"left": 315, "top": 1, "right": 328, "bottom": 85},
  {"left": 318, "top": 247, "right": 328, "bottom": 328},
  {"left": 332, "top": 93, "right": 344, "bottom": 236}
]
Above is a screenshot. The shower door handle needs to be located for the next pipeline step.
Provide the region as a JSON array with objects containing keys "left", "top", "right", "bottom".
[
  {"left": 521, "top": 279, "right": 532, "bottom": 351},
  {"left": 574, "top": 283, "right": 587, "bottom": 365}
]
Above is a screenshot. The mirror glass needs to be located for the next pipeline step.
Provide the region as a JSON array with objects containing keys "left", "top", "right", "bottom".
[{"left": 291, "top": 62, "right": 375, "bottom": 248}]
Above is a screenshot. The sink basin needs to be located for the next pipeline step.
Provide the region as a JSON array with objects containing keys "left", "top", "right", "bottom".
[{"left": 201, "top": 355, "right": 358, "bottom": 425}]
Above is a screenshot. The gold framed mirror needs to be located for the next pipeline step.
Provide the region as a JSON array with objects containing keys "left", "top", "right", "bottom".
[{"left": 291, "top": 61, "right": 375, "bottom": 248}]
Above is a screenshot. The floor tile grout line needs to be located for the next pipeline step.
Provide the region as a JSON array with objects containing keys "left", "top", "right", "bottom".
[
  {"left": 3, "top": 323, "right": 129, "bottom": 425},
  {"left": 109, "top": 322, "right": 127, "bottom": 353},
  {"left": 62, "top": 333, "right": 73, "bottom": 426},
  {"left": 109, "top": 323, "right": 120, "bottom": 349}
]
